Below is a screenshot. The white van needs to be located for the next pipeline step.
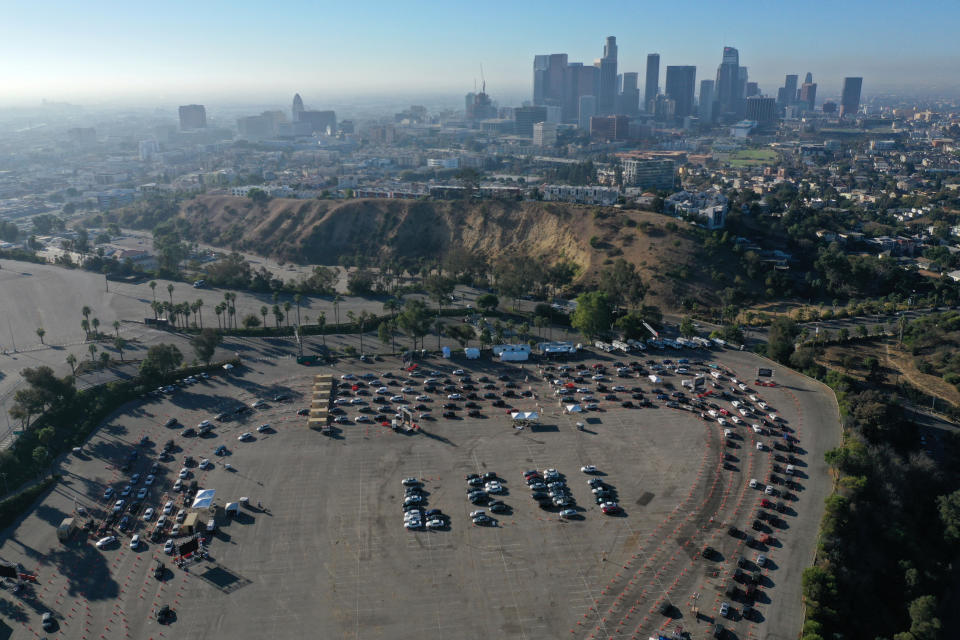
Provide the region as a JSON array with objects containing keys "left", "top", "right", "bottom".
[
  {"left": 723, "top": 429, "right": 732, "bottom": 439},
  {"left": 225, "top": 502, "right": 240, "bottom": 518},
  {"left": 785, "top": 464, "right": 795, "bottom": 476},
  {"left": 206, "top": 518, "right": 216, "bottom": 532}
]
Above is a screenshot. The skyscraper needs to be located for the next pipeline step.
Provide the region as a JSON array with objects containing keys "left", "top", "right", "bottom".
[
  {"left": 778, "top": 75, "right": 798, "bottom": 107},
  {"left": 578, "top": 95, "right": 597, "bottom": 130},
  {"left": 644, "top": 54, "right": 660, "bottom": 112},
  {"left": 292, "top": 94, "right": 304, "bottom": 122},
  {"left": 715, "top": 47, "right": 743, "bottom": 123},
  {"left": 840, "top": 77, "right": 863, "bottom": 119},
  {"left": 746, "top": 96, "right": 777, "bottom": 127},
  {"left": 618, "top": 72, "right": 640, "bottom": 116},
  {"left": 665, "top": 66, "right": 697, "bottom": 120},
  {"left": 699, "top": 79, "right": 715, "bottom": 124},
  {"left": 804, "top": 72, "right": 813, "bottom": 84},
  {"left": 597, "top": 36, "right": 618, "bottom": 115},
  {"left": 533, "top": 55, "right": 550, "bottom": 105},
  {"left": 799, "top": 79, "right": 817, "bottom": 112},
  {"left": 178, "top": 104, "right": 207, "bottom": 130}
]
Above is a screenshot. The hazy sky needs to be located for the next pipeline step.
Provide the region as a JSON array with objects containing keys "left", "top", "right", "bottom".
[{"left": 3, "top": 0, "right": 959, "bottom": 106}]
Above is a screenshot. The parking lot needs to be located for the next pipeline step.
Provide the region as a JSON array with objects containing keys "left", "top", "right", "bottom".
[{"left": 0, "top": 343, "right": 839, "bottom": 640}]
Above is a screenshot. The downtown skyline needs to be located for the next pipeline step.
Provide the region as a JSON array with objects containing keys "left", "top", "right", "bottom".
[{"left": 3, "top": 0, "right": 960, "bottom": 106}]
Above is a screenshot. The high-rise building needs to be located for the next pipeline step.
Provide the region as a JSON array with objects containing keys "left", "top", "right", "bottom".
[
  {"left": 597, "top": 36, "right": 618, "bottom": 114},
  {"left": 665, "top": 66, "right": 697, "bottom": 120},
  {"left": 466, "top": 89, "right": 496, "bottom": 122},
  {"left": 589, "top": 115, "right": 629, "bottom": 141},
  {"left": 618, "top": 72, "right": 640, "bottom": 116},
  {"left": 578, "top": 95, "right": 597, "bottom": 130},
  {"left": 533, "top": 55, "right": 550, "bottom": 105},
  {"left": 745, "top": 96, "right": 777, "bottom": 127},
  {"left": 178, "top": 104, "right": 207, "bottom": 130},
  {"left": 292, "top": 94, "right": 304, "bottom": 122},
  {"left": 777, "top": 75, "right": 798, "bottom": 107},
  {"left": 745, "top": 82, "right": 759, "bottom": 98},
  {"left": 533, "top": 122, "right": 558, "bottom": 147},
  {"left": 799, "top": 79, "right": 817, "bottom": 112},
  {"left": 699, "top": 80, "right": 715, "bottom": 124},
  {"left": 715, "top": 47, "right": 743, "bottom": 123},
  {"left": 644, "top": 54, "right": 660, "bottom": 112},
  {"left": 514, "top": 106, "right": 547, "bottom": 136},
  {"left": 622, "top": 158, "right": 675, "bottom": 190},
  {"left": 298, "top": 110, "right": 337, "bottom": 134},
  {"left": 804, "top": 72, "right": 813, "bottom": 84},
  {"left": 840, "top": 77, "right": 863, "bottom": 119},
  {"left": 566, "top": 63, "right": 599, "bottom": 123}
]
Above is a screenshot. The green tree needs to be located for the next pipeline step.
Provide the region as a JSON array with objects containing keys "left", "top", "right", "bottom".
[
  {"left": 571, "top": 291, "right": 613, "bottom": 340},
  {"left": 35, "top": 327, "right": 45, "bottom": 345},
  {"left": 139, "top": 343, "right": 183, "bottom": 380},
  {"left": 598, "top": 258, "right": 645, "bottom": 311},
  {"left": 65, "top": 353, "right": 77, "bottom": 375},
  {"left": 271, "top": 305, "right": 283, "bottom": 328},
  {"left": 767, "top": 317, "right": 799, "bottom": 364},
  {"left": 87, "top": 343, "right": 97, "bottom": 362},
  {"left": 149, "top": 280, "right": 157, "bottom": 302},
  {"left": 112, "top": 320, "right": 121, "bottom": 337},
  {"left": 190, "top": 328, "right": 222, "bottom": 364},
  {"left": 113, "top": 337, "right": 128, "bottom": 361},
  {"left": 446, "top": 324, "right": 474, "bottom": 349},
  {"left": 166, "top": 283, "right": 174, "bottom": 307},
  {"left": 937, "top": 490, "right": 960, "bottom": 544},
  {"left": 378, "top": 320, "right": 396, "bottom": 353},
  {"left": 476, "top": 293, "right": 499, "bottom": 313},
  {"left": 316, "top": 311, "right": 326, "bottom": 347},
  {"left": 293, "top": 293, "right": 302, "bottom": 326},
  {"left": 679, "top": 317, "right": 696, "bottom": 337},
  {"left": 242, "top": 314, "right": 261, "bottom": 328},
  {"left": 32, "top": 446, "right": 48, "bottom": 470},
  {"left": 398, "top": 299, "right": 431, "bottom": 351}
]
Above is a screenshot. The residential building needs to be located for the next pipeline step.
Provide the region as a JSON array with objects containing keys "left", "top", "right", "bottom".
[
  {"left": 533, "top": 122, "right": 558, "bottom": 147},
  {"left": 665, "top": 189, "right": 727, "bottom": 229},
  {"left": 541, "top": 184, "right": 619, "bottom": 206},
  {"left": 622, "top": 158, "right": 675, "bottom": 190},
  {"left": 178, "top": 104, "right": 207, "bottom": 130}
]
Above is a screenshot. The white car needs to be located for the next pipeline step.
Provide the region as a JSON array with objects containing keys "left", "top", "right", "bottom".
[
  {"left": 238, "top": 432, "right": 253, "bottom": 441},
  {"left": 469, "top": 510, "right": 486, "bottom": 518},
  {"left": 197, "top": 419, "right": 212, "bottom": 429},
  {"left": 584, "top": 402, "right": 599, "bottom": 410},
  {"left": 252, "top": 400, "right": 267, "bottom": 408},
  {"left": 485, "top": 482, "right": 504, "bottom": 494},
  {"left": 403, "top": 520, "right": 421, "bottom": 530},
  {"left": 749, "top": 478, "right": 759, "bottom": 489},
  {"left": 768, "top": 413, "right": 778, "bottom": 421},
  {"left": 756, "top": 442, "right": 765, "bottom": 451},
  {"left": 764, "top": 485, "right": 775, "bottom": 495},
  {"left": 355, "top": 415, "right": 371, "bottom": 423},
  {"left": 257, "top": 423, "right": 270, "bottom": 433},
  {"left": 730, "top": 416, "right": 741, "bottom": 424},
  {"left": 739, "top": 408, "right": 751, "bottom": 416},
  {"left": 758, "top": 401, "right": 768, "bottom": 409},
  {"left": 199, "top": 458, "right": 211, "bottom": 469},
  {"left": 749, "top": 395, "right": 758, "bottom": 402},
  {"left": 426, "top": 519, "right": 445, "bottom": 529},
  {"left": 173, "top": 479, "right": 183, "bottom": 492},
  {"left": 452, "top": 369, "right": 465, "bottom": 375},
  {"left": 143, "top": 508, "right": 155, "bottom": 521},
  {"left": 559, "top": 509, "right": 578, "bottom": 518},
  {"left": 401, "top": 387, "right": 414, "bottom": 394},
  {"left": 447, "top": 393, "right": 463, "bottom": 400},
  {"left": 717, "top": 418, "right": 726, "bottom": 426},
  {"left": 591, "top": 374, "right": 605, "bottom": 381},
  {"left": 334, "top": 398, "right": 351, "bottom": 405},
  {"left": 576, "top": 387, "right": 591, "bottom": 394},
  {"left": 415, "top": 395, "right": 430, "bottom": 401},
  {"left": 340, "top": 373, "right": 356, "bottom": 380},
  {"left": 178, "top": 467, "right": 189, "bottom": 479},
  {"left": 349, "top": 397, "right": 365, "bottom": 405},
  {"left": 144, "top": 474, "right": 155, "bottom": 486},
  {"left": 723, "top": 429, "right": 732, "bottom": 439},
  {"left": 171, "top": 524, "right": 181, "bottom": 537},
  {"left": 136, "top": 487, "right": 148, "bottom": 499},
  {"left": 580, "top": 465, "right": 598, "bottom": 474},
  {"left": 375, "top": 387, "right": 389, "bottom": 395},
  {"left": 96, "top": 536, "right": 117, "bottom": 549},
  {"left": 129, "top": 534, "right": 141, "bottom": 549},
  {"left": 752, "top": 424, "right": 763, "bottom": 434},
  {"left": 389, "top": 395, "right": 404, "bottom": 402},
  {"left": 163, "top": 500, "right": 174, "bottom": 515},
  {"left": 164, "top": 539, "right": 175, "bottom": 554}
]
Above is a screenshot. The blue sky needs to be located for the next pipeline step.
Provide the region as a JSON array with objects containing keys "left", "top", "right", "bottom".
[{"left": 2, "top": 0, "right": 958, "bottom": 105}]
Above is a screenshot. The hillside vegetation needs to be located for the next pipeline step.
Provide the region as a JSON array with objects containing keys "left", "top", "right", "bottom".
[{"left": 153, "top": 195, "right": 732, "bottom": 309}]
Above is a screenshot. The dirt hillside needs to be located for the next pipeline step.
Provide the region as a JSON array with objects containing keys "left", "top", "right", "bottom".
[{"left": 176, "top": 196, "right": 722, "bottom": 308}]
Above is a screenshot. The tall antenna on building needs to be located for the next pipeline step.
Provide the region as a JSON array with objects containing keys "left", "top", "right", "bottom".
[{"left": 480, "top": 64, "right": 486, "bottom": 94}]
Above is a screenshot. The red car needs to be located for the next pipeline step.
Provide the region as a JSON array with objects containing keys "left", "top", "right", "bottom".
[
  {"left": 601, "top": 502, "right": 621, "bottom": 515},
  {"left": 759, "top": 533, "right": 774, "bottom": 545},
  {"left": 760, "top": 498, "right": 773, "bottom": 508}
]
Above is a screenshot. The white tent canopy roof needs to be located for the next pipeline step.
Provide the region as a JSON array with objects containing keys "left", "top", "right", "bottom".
[{"left": 192, "top": 489, "right": 216, "bottom": 509}]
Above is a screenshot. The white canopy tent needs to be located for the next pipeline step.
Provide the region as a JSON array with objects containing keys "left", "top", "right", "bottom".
[{"left": 192, "top": 489, "right": 216, "bottom": 509}]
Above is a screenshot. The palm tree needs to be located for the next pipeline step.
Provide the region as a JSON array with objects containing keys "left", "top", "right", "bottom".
[
  {"left": 195, "top": 299, "right": 204, "bottom": 328},
  {"left": 35, "top": 327, "right": 45, "bottom": 345},
  {"left": 215, "top": 304, "right": 224, "bottom": 329},
  {"left": 80, "top": 318, "right": 90, "bottom": 340},
  {"left": 88, "top": 343, "right": 97, "bottom": 362},
  {"left": 114, "top": 337, "right": 127, "bottom": 361},
  {"left": 293, "top": 294, "right": 302, "bottom": 326},
  {"left": 383, "top": 297, "right": 401, "bottom": 319},
  {"left": 66, "top": 353, "right": 77, "bottom": 375},
  {"left": 167, "top": 283, "right": 175, "bottom": 307},
  {"left": 260, "top": 306, "right": 268, "bottom": 327},
  {"left": 92, "top": 317, "right": 100, "bottom": 338},
  {"left": 228, "top": 305, "right": 236, "bottom": 329},
  {"left": 317, "top": 312, "right": 326, "bottom": 347},
  {"left": 99, "top": 351, "right": 110, "bottom": 368},
  {"left": 112, "top": 320, "right": 120, "bottom": 337},
  {"left": 333, "top": 294, "right": 343, "bottom": 326},
  {"left": 149, "top": 280, "right": 157, "bottom": 302},
  {"left": 81, "top": 305, "right": 91, "bottom": 321},
  {"left": 272, "top": 305, "right": 283, "bottom": 328},
  {"left": 283, "top": 301, "right": 292, "bottom": 327}
]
